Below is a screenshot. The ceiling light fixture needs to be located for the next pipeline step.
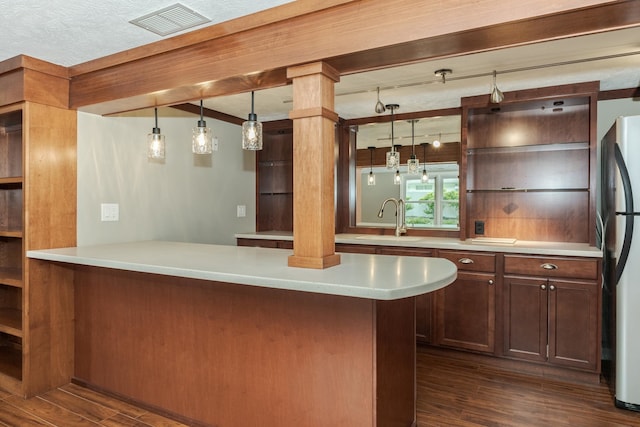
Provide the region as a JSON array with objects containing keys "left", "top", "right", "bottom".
[
  {"left": 432, "top": 133, "right": 442, "bottom": 148},
  {"left": 242, "top": 91, "right": 263, "bottom": 150},
  {"left": 434, "top": 68, "right": 452, "bottom": 84},
  {"left": 192, "top": 100, "right": 213, "bottom": 154},
  {"left": 147, "top": 107, "right": 165, "bottom": 160},
  {"left": 407, "top": 119, "right": 420, "bottom": 174},
  {"left": 367, "top": 146, "right": 376, "bottom": 186},
  {"left": 385, "top": 104, "right": 400, "bottom": 169},
  {"left": 420, "top": 143, "right": 429, "bottom": 183},
  {"left": 490, "top": 70, "right": 505, "bottom": 103},
  {"left": 374, "top": 87, "right": 386, "bottom": 114}
]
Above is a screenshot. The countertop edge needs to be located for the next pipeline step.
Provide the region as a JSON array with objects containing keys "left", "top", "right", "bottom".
[
  {"left": 235, "top": 232, "right": 603, "bottom": 258},
  {"left": 27, "top": 242, "right": 457, "bottom": 301}
]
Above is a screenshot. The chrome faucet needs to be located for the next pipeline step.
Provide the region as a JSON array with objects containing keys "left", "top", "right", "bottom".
[{"left": 377, "top": 198, "right": 407, "bottom": 236}]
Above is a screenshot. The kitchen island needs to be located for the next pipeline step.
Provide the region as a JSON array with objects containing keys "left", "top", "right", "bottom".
[{"left": 28, "top": 241, "right": 456, "bottom": 427}]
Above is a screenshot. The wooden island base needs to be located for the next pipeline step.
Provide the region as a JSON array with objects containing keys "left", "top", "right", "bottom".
[{"left": 74, "top": 265, "right": 417, "bottom": 427}]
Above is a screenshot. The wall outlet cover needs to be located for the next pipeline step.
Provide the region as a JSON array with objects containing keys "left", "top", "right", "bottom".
[
  {"left": 101, "top": 203, "right": 119, "bottom": 222},
  {"left": 474, "top": 220, "right": 485, "bottom": 235}
]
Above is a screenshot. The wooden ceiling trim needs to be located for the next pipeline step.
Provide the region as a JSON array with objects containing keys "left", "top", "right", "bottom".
[{"left": 70, "top": 0, "right": 636, "bottom": 115}]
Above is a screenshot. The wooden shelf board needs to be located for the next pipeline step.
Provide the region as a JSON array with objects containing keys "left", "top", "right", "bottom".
[
  {"left": 0, "top": 230, "right": 22, "bottom": 238},
  {"left": 0, "top": 346, "right": 22, "bottom": 384},
  {"left": 0, "top": 177, "right": 22, "bottom": 185},
  {"left": 0, "top": 268, "right": 23, "bottom": 288},
  {"left": 0, "top": 309, "right": 21, "bottom": 338}
]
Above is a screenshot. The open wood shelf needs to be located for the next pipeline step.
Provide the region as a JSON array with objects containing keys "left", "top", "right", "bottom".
[
  {"left": 0, "top": 308, "right": 21, "bottom": 337},
  {"left": 0, "top": 344, "right": 22, "bottom": 382},
  {"left": 0, "top": 268, "right": 22, "bottom": 288}
]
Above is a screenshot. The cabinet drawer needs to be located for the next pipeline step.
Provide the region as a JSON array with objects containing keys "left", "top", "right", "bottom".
[
  {"left": 438, "top": 250, "right": 495, "bottom": 273},
  {"left": 504, "top": 255, "right": 598, "bottom": 280}
]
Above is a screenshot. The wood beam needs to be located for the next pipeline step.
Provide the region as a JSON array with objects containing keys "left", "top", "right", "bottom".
[{"left": 68, "top": 0, "right": 639, "bottom": 115}]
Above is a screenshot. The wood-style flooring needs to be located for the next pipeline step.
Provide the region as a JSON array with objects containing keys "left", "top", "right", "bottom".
[
  {"left": 0, "top": 346, "right": 639, "bottom": 426},
  {"left": 417, "top": 346, "right": 640, "bottom": 427}
]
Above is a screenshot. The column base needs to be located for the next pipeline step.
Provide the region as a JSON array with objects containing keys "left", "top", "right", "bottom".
[{"left": 288, "top": 253, "right": 341, "bottom": 269}]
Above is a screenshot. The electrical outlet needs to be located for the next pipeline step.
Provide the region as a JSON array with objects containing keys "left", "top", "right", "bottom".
[
  {"left": 237, "top": 205, "right": 246, "bottom": 218},
  {"left": 213, "top": 136, "right": 219, "bottom": 151},
  {"left": 474, "top": 220, "right": 485, "bottom": 235}
]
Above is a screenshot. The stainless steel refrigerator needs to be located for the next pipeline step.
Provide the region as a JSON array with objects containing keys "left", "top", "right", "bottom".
[{"left": 602, "top": 115, "right": 640, "bottom": 411}]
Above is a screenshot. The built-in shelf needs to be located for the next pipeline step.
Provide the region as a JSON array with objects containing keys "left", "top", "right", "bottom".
[
  {"left": 0, "top": 343, "right": 22, "bottom": 383},
  {"left": 0, "top": 268, "right": 22, "bottom": 288},
  {"left": 467, "top": 141, "right": 589, "bottom": 155},
  {"left": 0, "top": 177, "right": 23, "bottom": 185},
  {"left": 0, "top": 309, "right": 21, "bottom": 337}
]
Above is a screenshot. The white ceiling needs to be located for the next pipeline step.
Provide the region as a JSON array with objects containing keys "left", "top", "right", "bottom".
[{"left": 2, "top": 0, "right": 640, "bottom": 143}]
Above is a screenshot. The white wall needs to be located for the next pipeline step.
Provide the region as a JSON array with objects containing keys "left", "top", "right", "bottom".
[
  {"left": 597, "top": 98, "right": 640, "bottom": 141},
  {"left": 77, "top": 108, "right": 256, "bottom": 246}
]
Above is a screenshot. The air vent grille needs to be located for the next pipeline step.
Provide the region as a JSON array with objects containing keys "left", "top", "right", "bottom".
[{"left": 130, "top": 3, "right": 211, "bottom": 36}]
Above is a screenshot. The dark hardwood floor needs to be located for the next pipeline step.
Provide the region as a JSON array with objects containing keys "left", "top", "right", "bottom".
[
  {"left": 417, "top": 345, "right": 640, "bottom": 427},
  {"left": 0, "top": 346, "right": 638, "bottom": 426}
]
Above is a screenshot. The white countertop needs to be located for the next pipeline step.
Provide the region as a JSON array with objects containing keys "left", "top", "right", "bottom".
[
  {"left": 236, "top": 232, "right": 603, "bottom": 258},
  {"left": 27, "top": 241, "right": 457, "bottom": 301}
]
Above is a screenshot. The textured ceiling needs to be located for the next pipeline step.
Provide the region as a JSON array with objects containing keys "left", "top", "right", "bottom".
[
  {"left": 2, "top": 0, "right": 640, "bottom": 142},
  {"left": 0, "top": 0, "right": 292, "bottom": 66}
]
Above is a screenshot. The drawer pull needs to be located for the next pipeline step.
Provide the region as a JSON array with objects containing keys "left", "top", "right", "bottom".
[
  {"left": 488, "top": 279, "right": 494, "bottom": 285},
  {"left": 540, "top": 263, "right": 558, "bottom": 270},
  {"left": 459, "top": 258, "right": 474, "bottom": 264}
]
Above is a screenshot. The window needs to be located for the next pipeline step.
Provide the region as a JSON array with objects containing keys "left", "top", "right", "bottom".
[{"left": 402, "top": 165, "right": 459, "bottom": 228}]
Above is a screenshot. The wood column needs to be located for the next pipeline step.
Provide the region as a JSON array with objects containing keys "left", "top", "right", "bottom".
[{"left": 287, "top": 62, "right": 341, "bottom": 269}]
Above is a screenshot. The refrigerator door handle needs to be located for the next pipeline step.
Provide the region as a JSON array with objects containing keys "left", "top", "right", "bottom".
[{"left": 614, "top": 142, "right": 635, "bottom": 285}]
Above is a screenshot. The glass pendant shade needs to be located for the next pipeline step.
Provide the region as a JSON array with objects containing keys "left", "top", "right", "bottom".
[
  {"left": 385, "top": 103, "right": 400, "bottom": 169},
  {"left": 421, "top": 142, "right": 428, "bottom": 182},
  {"left": 368, "top": 171, "right": 376, "bottom": 186},
  {"left": 367, "top": 146, "right": 376, "bottom": 186},
  {"left": 192, "top": 124, "right": 213, "bottom": 154},
  {"left": 421, "top": 168, "right": 429, "bottom": 183},
  {"left": 192, "top": 100, "right": 213, "bottom": 154},
  {"left": 407, "top": 120, "right": 419, "bottom": 174},
  {"left": 242, "top": 91, "right": 263, "bottom": 150},
  {"left": 407, "top": 154, "right": 420, "bottom": 174},
  {"left": 386, "top": 150, "right": 399, "bottom": 169},
  {"left": 147, "top": 108, "right": 165, "bottom": 159},
  {"left": 490, "top": 70, "right": 504, "bottom": 104}
]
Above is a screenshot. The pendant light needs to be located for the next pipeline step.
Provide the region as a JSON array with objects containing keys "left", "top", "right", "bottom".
[
  {"left": 242, "top": 91, "right": 263, "bottom": 150},
  {"left": 393, "top": 144, "right": 402, "bottom": 185},
  {"left": 192, "top": 100, "right": 213, "bottom": 154},
  {"left": 407, "top": 119, "right": 420, "bottom": 174},
  {"left": 385, "top": 104, "right": 400, "bottom": 169},
  {"left": 147, "top": 107, "right": 165, "bottom": 159},
  {"left": 374, "top": 87, "right": 386, "bottom": 114},
  {"left": 421, "top": 143, "right": 429, "bottom": 183},
  {"left": 367, "top": 146, "right": 376, "bottom": 186},
  {"left": 490, "top": 70, "right": 504, "bottom": 104}
]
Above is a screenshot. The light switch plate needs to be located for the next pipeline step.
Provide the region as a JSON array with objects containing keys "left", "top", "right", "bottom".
[
  {"left": 101, "top": 203, "right": 119, "bottom": 221},
  {"left": 237, "top": 205, "right": 246, "bottom": 218}
]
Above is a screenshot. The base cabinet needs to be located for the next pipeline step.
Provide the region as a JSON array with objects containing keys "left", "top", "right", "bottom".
[
  {"left": 236, "top": 238, "right": 601, "bottom": 376},
  {"left": 435, "top": 250, "right": 496, "bottom": 353},
  {"left": 504, "top": 255, "right": 600, "bottom": 372}
]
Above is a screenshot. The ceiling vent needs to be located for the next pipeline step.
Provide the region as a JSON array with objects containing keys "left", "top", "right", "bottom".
[{"left": 130, "top": 3, "right": 211, "bottom": 36}]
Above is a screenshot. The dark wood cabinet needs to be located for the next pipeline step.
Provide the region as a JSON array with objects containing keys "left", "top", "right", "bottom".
[
  {"left": 256, "top": 130, "right": 293, "bottom": 232},
  {"left": 503, "top": 255, "right": 600, "bottom": 372},
  {"left": 435, "top": 250, "right": 496, "bottom": 353},
  {"left": 462, "top": 82, "right": 598, "bottom": 245}
]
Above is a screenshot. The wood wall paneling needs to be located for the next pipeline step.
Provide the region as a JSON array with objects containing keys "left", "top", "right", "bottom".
[{"left": 74, "top": 266, "right": 417, "bottom": 426}]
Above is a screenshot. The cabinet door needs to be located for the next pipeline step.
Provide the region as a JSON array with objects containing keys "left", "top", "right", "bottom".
[
  {"left": 435, "top": 272, "right": 496, "bottom": 353},
  {"left": 503, "top": 275, "right": 548, "bottom": 362},
  {"left": 548, "top": 279, "right": 599, "bottom": 371}
]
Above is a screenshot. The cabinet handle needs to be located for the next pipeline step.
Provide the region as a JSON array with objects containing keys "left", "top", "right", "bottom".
[
  {"left": 541, "top": 284, "right": 547, "bottom": 290},
  {"left": 488, "top": 279, "right": 494, "bottom": 285},
  {"left": 549, "top": 285, "right": 556, "bottom": 291},
  {"left": 540, "top": 263, "right": 558, "bottom": 270},
  {"left": 459, "top": 258, "right": 474, "bottom": 264}
]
